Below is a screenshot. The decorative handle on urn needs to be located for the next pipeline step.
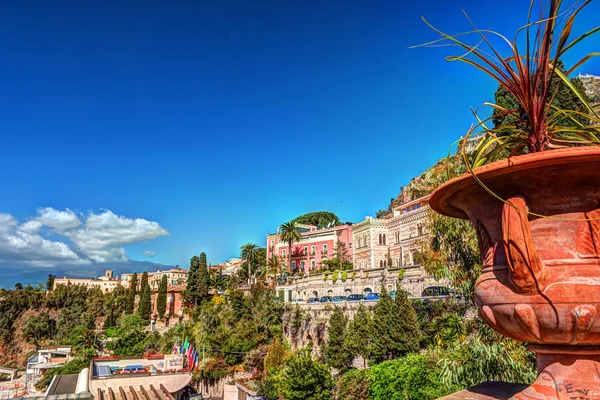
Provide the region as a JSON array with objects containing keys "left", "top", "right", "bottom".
[{"left": 502, "top": 196, "right": 547, "bottom": 294}]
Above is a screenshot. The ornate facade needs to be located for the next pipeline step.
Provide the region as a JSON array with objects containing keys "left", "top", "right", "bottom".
[
  {"left": 352, "top": 195, "right": 430, "bottom": 270},
  {"left": 284, "top": 195, "right": 446, "bottom": 299}
]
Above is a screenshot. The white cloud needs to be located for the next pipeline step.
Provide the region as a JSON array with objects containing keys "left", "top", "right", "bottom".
[
  {"left": 0, "top": 208, "right": 169, "bottom": 267},
  {"left": 144, "top": 250, "right": 156, "bottom": 257},
  {"left": 63, "top": 210, "right": 169, "bottom": 263},
  {"left": 36, "top": 208, "right": 81, "bottom": 232},
  {"left": 18, "top": 220, "right": 43, "bottom": 234},
  {"left": 0, "top": 213, "right": 88, "bottom": 266}
]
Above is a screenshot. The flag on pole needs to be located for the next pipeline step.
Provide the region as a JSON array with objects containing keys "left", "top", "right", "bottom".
[
  {"left": 194, "top": 350, "right": 199, "bottom": 372},
  {"left": 181, "top": 338, "right": 188, "bottom": 355},
  {"left": 172, "top": 340, "right": 179, "bottom": 354},
  {"left": 188, "top": 346, "right": 194, "bottom": 368}
]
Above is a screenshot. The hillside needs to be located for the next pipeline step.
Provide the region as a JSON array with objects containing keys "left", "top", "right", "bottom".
[{"left": 580, "top": 74, "right": 600, "bottom": 103}]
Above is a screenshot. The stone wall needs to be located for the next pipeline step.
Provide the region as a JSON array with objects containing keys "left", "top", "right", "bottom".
[
  {"left": 282, "top": 271, "right": 449, "bottom": 354},
  {"left": 287, "top": 264, "right": 444, "bottom": 299}
]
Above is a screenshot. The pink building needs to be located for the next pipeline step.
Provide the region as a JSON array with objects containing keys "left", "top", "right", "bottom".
[
  {"left": 152, "top": 284, "right": 187, "bottom": 321},
  {"left": 267, "top": 224, "right": 353, "bottom": 274}
]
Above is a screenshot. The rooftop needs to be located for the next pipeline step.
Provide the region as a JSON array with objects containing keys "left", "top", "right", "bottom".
[
  {"left": 40, "top": 345, "right": 72, "bottom": 352},
  {"left": 46, "top": 374, "right": 79, "bottom": 396}
]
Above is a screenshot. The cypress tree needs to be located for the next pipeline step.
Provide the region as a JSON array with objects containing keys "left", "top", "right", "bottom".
[
  {"left": 197, "top": 252, "right": 210, "bottom": 305},
  {"left": 186, "top": 256, "right": 200, "bottom": 303},
  {"left": 140, "top": 271, "right": 149, "bottom": 291},
  {"left": 325, "top": 306, "right": 352, "bottom": 370},
  {"left": 345, "top": 303, "right": 373, "bottom": 368},
  {"left": 157, "top": 274, "right": 168, "bottom": 319},
  {"left": 46, "top": 274, "right": 55, "bottom": 291},
  {"left": 125, "top": 272, "right": 138, "bottom": 314},
  {"left": 391, "top": 287, "right": 420, "bottom": 355},
  {"left": 199, "top": 252, "right": 207, "bottom": 269},
  {"left": 370, "top": 286, "right": 420, "bottom": 364},
  {"left": 138, "top": 272, "right": 151, "bottom": 322}
]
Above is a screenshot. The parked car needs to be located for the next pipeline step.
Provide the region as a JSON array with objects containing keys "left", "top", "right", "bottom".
[
  {"left": 365, "top": 292, "right": 380, "bottom": 301},
  {"left": 347, "top": 294, "right": 366, "bottom": 302},
  {"left": 332, "top": 296, "right": 347, "bottom": 302},
  {"left": 421, "top": 286, "right": 453, "bottom": 298},
  {"left": 320, "top": 296, "right": 333, "bottom": 303},
  {"left": 390, "top": 289, "right": 416, "bottom": 299},
  {"left": 307, "top": 297, "right": 319, "bottom": 304}
]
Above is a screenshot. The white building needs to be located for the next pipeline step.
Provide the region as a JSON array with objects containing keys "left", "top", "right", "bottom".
[{"left": 26, "top": 345, "right": 73, "bottom": 379}]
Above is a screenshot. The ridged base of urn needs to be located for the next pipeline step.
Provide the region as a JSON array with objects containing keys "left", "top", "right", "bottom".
[{"left": 511, "top": 345, "right": 600, "bottom": 399}]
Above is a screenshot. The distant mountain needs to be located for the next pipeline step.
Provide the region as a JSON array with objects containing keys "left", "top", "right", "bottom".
[{"left": 0, "top": 260, "right": 175, "bottom": 289}]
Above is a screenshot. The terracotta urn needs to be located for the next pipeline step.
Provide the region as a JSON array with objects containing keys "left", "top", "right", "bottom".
[{"left": 430, "top": 147, "right": 600, "bottom": 400}]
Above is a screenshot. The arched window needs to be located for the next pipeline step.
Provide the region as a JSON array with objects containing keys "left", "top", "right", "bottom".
[
  {"left": 383, "top": 234, "right": 386, "bottom": 245},
  {"left": 378, "top": 234, "right": 382, "bottom": 245},
  {"left": 413, "top": 251, "right": 421, "bottom": 265},
  {"left": 417, "top": 223, "right": 424, "bottom": 236},
  {"left": 379, "top": 260, "right": 384, "bottom": 268}
]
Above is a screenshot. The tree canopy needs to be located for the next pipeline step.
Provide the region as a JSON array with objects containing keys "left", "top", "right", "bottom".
[{"left": 293, "top": 212, "right": 340, "bottom": 228}]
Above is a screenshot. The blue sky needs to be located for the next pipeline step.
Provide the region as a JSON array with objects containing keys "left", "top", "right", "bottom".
[{"left": 0, "top": 0, "right": 598, "bottom": 283}]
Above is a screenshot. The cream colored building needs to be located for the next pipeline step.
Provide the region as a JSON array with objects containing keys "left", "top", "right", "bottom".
[
  {"left": 352, "top": 195, "right": 430, "bottom": 270},
  {"left": 53, "top": 270, "right": 120, "bottom": 293},
  {"left": 120, "top": 269, "right": 188, "bottom": 290},
  {"left": 149, "top": 269, "right": 188, "bottom": 289}
]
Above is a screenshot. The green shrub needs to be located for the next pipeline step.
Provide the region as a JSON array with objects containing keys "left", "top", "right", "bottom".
[
  {"left": 324, "top": 271, "right": 330, "bottom": 281},
  {"left": 397, "top": 269, "right": 405, "bottom": 280},
  {"left": 332, "top": 270, "right": 339, "bottom": 283},
  {"left": 368, "top": 353, "right": 454, "bottom": 400},
  {"left": 337, "top": 369, "right": 369, "bottom": 400},
  {"left": 438, "top": 327, "right": 537, "bottom": 389},
  {"left": 351, "top": 271, "right": 356, "bottom": 279},
  {"left": 278, "top": 351, "right": 333, "bottom": 400},
  {"left": 341, "top": 271, "right": 348, "bottom": 281}
]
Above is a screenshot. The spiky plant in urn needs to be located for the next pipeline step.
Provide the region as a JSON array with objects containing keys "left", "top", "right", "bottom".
[{"left": 417, "top": 1, "right": 600, "bottom": 398}]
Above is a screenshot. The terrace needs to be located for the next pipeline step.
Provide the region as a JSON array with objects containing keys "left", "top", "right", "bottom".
[{"left": 90, "top": 355, "right": 192, "bottom": 400}]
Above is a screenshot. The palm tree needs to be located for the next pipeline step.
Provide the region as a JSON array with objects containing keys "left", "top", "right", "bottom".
[
  {"left": 74, "top": 328, "right": 100, "bottom": 358},
  {"left": 278, "top": 221, "right": 302, "bottom": 274},
  {"left": 240, "top": 243, "right": 260, "bottom": 287},
  {"left": 267, "top": 255, "right": 282, "bottom": 288}
]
